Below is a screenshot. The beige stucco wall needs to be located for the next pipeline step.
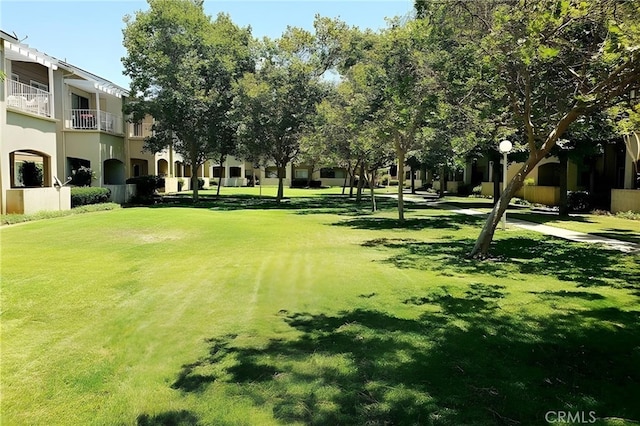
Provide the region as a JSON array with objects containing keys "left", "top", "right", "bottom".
[
  {"left": 5, "top": 187, "right": 70, "bottom": 214},
  {"left": 104, "top": 184, "right": 136, "bottom": 204},
  {"left": 2, "top": 111, "right": 59, "bottom": 214},
  {"left": 61, "top": 132, "right": 125, "bottom": 186},
  {"left": 432, "top": 181, "right": 462, "bottom": 193},
  {"left": 611, "top": 189, "right": 640, "bottom": 213}
]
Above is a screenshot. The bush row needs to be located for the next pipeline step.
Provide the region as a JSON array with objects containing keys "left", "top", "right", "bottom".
[{"left": 71, "top": 187, "right": 111, "bottom": 207}]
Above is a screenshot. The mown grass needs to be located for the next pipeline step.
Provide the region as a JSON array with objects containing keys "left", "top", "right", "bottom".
[
  {"left": 1, "top": 192, "right": 639, "bottom": 425},
  {"left": 442, "top": 196, "right": 640, "bottom": 244}
]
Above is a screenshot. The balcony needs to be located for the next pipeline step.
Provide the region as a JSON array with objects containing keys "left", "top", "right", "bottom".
[
  {"left": 66, "top": 109, "right": 123, "bottom": 135},
  {"left": 7, "top": 80, "right": 51, "bottom": 118},
  {"left": 129, "top": 122, "right": 153, "bottom": 138}
]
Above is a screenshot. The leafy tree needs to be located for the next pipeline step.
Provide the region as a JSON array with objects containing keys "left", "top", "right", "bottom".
[
  {"left": 234, "top": 32, "right": 327, "bottom": 202},
  {"left": 419, "top": 0, "right": 640, "bottom": 257},
  {"left": 122, "top": 0, "right": 252, "bottom": 202},
  {"left": 19, "top": 161, "right": 43, "bottom": 187},
  {"left": 371, "top": 19, "right": 441, "bottom": 221}
]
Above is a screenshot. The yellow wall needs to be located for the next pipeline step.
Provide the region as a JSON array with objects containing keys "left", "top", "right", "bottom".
[{"left": 611, "top": 189, "right": 640, "bottom": 213}]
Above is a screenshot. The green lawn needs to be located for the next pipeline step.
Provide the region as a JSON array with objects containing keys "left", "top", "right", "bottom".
[
  {"left": 442, "top": 196, "right": 640, "bottom": 244},
  {"left": 2, "top": 193, "right": 639, "bottom": 425}
]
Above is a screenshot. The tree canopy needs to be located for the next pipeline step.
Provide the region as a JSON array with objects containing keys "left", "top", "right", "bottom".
[{"left": 122, "top": 0, "right": 252, "bottom": 201}]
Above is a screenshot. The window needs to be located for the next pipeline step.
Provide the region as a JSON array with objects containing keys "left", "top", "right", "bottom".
[
  {"left": 30, "top": 80, "right": 48, "bottom": 92},
  {"left": 72, "top": 93, "right": 90, "bottom": 110},
  {"left": 320, "top": 168, "right": 335, "bottom": 178},
  {"left": 538, "top": 163, "right": 561, "bottom": 186},
  {"left": 321, "top": 167, "right": 346, "bottom": 179},
  {"left": 230, "top": 167, "right": 242, "bottom": 177},
  {"left": 295, "top": 168, "right": 308, "bottom": 179}
]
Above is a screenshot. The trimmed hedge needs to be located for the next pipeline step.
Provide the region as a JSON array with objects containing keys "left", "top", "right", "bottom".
[
  {"left": 126, "top": 175, "right": 165, "bottom": 200},
  {"left": 290, "top": 179, "right": 322, "bottom": 188},
  {"left": 71, "top": 187, "right": 111, "bottom": 207}
]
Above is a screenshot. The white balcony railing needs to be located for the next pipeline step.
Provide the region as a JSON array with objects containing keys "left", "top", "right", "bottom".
[
  {"left": 129, "top": 122, "right": 153, "bottom": 138},
  {"left": 67, "top": 109, "right": 123, "bottom": 135},
  {"left": 7, "top": 80, "right": 51, "bottom": 118}
]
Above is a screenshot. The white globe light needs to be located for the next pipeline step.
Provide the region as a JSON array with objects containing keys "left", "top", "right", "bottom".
[{"left": 499, "top": 140, "right": 513, "bottom": 153}]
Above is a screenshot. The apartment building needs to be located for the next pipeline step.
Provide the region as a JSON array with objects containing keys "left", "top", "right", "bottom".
[{"left": 1, "top": 30, "right": 69, "bottom": 215}]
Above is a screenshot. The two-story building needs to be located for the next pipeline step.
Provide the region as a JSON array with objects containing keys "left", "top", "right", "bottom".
[{"left": 1, "top": 30, "right": 70, "bottom": 215}]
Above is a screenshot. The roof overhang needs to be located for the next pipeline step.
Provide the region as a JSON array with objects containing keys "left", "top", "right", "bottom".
[
  {"left": 3, "top": 40, "right": 58, "bottom": 70},
  {"left": 64, "top": 77, "right": 126, "bottom": 98}
]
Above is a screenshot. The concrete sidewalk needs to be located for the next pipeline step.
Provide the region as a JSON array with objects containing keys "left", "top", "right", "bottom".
[{"left": 390, "top": 192, "right": 640, "bottom": 253}]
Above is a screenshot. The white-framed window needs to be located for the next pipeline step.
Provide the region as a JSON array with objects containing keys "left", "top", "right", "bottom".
[
  {"left": 295, "top": 169, "right": 308, "bottom": 179},
  {"left": 30, "top": 80, "right": 48, "bottom": 92}
]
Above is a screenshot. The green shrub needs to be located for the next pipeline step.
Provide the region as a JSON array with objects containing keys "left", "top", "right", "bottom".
[
  {"left": 524, "top": 178, "right": 535, "bottom": 186},
  {"left": 567, "top": 191, "right": 591, "bottom": 212},
  {"left": 70, "top": 166, "right": 95, "bottom": 187},
  {"left": 198, "top": 178, "right": 205, "bottom": 190},
  {"left": 513, "top": 197, "right": 531, "bottom": 206},
  {"left": 389, "top": 179, "right": 399, "bottom": 186},
  {"left": 19, "top": 161, "right": 43, "bottom": 187},
  {"left": 71, "top": 187, "right": 111, "bottom": 207},
  {"left": 177, "top": 178, "right": 185, "bottom": 191},
  {"left": 380, "top": 174, "right": 391, "bottom": 186},
  {"left": 472, "top": 185, "right": 482, "bottom": 196},
  {"left": 616, "top": 210, "right": 640, "bottom": 220},
  {"left": 126, "top": 175, "right": 165, "bottom": 205},
  {"left": 457, "top": 184, "right": 473, "bottom": 196}
]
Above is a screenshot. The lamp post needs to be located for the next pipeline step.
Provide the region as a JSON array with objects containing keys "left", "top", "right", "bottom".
[{"left": 499, "top": 140, "right": 512, "bottom": 230}]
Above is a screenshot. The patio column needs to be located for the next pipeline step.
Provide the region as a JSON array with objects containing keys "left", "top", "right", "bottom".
[
  {"left": 48, "top": 66, "right": 55, "bottom": 118},
  {"left": 95, "top": 92, "right": 101, "bottom": 131}
]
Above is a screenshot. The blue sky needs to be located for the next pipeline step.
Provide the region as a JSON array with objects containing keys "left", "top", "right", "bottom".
[{"left": 1, "top": 0, "right": 414, "bottom": 89}]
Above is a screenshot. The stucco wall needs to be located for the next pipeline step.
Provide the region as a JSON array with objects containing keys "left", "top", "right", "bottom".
[
  {"left": 611, "top": 189, "right": 640, "bottom": 213},
  {"left": 5, "top": 187, "right": 70, "bottom": 214},
  {"left": 104, "top": 184, "right": 136, "bottom": 204}
]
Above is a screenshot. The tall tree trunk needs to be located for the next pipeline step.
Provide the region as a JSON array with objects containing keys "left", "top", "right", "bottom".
[
  {"left": 439, "top": 165, "right": 446, "bottom": 198},
  {"left": 470, "top": 155, "right": 539, "bottom": 258},
  {"left": 397, "top": 150, "right": 405, "bottom": 222},
  {"left": 342, "top": 166, "right": 348, "bottom": 195},
  {"left": 307, "top": 164, "right": 313, "bottom": 187},
  {"left": 348, "top": 160, "right": 359, "bottom": 198},
  {"left": 191, "top": 173, "right": 199, "bottom": 203},
  {"left": 356, "top": 162, "right": 365, "bottom": 203},
  {"left": 216, "top": 154, "right": 225, "bottom": 197},
  {"left": 277, "top": 164, "right": 284, "bottom": 202},
  {"left": 558, "top": 152, "right": 569, "bottom": 216},
  {"left": 492, "top": 157, "right": 501, "bottom": 205},
  {"left": 191, "top": 150, "right": 199, "bottom": 203},
  {"left": 368, "top": 169, "right": 377, "bottom": 212},
  {"left": 410, "top": 166, "right": 416, "bottom": 194}
]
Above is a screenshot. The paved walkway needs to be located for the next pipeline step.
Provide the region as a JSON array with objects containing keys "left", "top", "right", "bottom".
[{"left": 384, "top": 192, "right": 640, "bottom": 253}]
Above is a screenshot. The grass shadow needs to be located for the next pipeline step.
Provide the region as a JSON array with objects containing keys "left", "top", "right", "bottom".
[
  {"left": 173, "top": 296, "right": 640, "bottom": 425},
  {"left": 136, "top": 410, "right": 200, "bottom": 426},
  {"left": 333, "top": 214, "right": 485, "bottom": 231},
  {"left": 149, "top": 194, "right": 399, "bottom": 216},
  {"left": 361, "top": 236, "right": 640, "bottom": 290}
]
